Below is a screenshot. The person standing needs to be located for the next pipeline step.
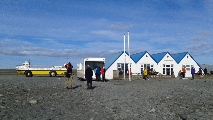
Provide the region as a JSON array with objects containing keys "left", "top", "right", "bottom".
[
  {"left": 178, "top": 70, "right": 182, "bottom": 78},
  {"left": 96, "top": 66, "right": 101, "bottom": 81},
  {"left": 143, "top": 68, "right": 149, "bottom": 80},
  {"left": 101, "top": 67, "right": 106, "bottom": 82},
  {"left": 182, "top": 66, "right": 186, "bottom": 78},
  {"left": 94, "top": 66, "right": 97, "bottom": 81},
  {"left": 65, "top": 62, "right": 73, "bottom": 89},
  {"left": 85, "top": 65, "right": 93, "bottom": 89},
  {"left": 198, "top": 68, "right": 202, "bottom": 75},
  {"left": 204, "top": 68, "right": 207, "bottom": 75},
  {"left": 191, "top": 66, "right": 195, "bottom": 80}
]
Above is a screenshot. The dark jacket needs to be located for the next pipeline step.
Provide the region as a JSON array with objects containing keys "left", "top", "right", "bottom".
[
  {"left": 96, "top": 67, "right": 101, "bottom": 75},
  {"left": 191, "top": 67, "right": 195, "bottom": 74},
  {"left": 66, "top": 65, "right": 72, "bottom": 78},
  {"left": 85, "top": 67, "right": 93, "bottom": 79},
  {"left": 204, "top": 68, "right": 207, "bottom": 74}
]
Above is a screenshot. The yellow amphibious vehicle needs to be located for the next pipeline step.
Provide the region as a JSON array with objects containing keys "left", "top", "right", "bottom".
[{"left": 16, "top": 61, "right": 67, "bottom": 77}]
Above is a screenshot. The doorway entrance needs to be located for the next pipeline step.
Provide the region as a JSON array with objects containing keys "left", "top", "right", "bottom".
[{"left": 163, "top": 64, "right": 174, "bottom": 75}]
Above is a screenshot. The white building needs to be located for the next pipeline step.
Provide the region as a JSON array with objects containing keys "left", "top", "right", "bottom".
[
  {"left": 151, "top": 52, "right": 178, "bottom": 76},
  {"left": 171, "top": 52, "right": 201, "bottom": 77},
  {"left": 103, "top": 51, "right": 201, "bottom": 79},
  {"left": 105, "top": 51, "right": 134, "bottom": 79},
  {"left": 130, "top": 51, "right": 157, "bottom": 74}
]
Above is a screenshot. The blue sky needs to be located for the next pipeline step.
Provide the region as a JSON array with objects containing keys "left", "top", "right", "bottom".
[{"left": 0, "top": 0, "right": 213, "bottom": 69}]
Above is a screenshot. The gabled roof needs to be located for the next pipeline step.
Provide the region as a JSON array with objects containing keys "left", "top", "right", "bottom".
[
  {"left": 171, "top": 52, "right": 201, "bottom": 67},
  {"left": 171, "top": 52, "right": 188, "bottom": 64},
  {"left": 130, "top": 51, "right": 147, "bottom": 63},
  {"left": 105, "top": 51, "right": 128, "bottom": 70},
  {"left": 151, "top": 52, "right": 168, "bottom": 63}
]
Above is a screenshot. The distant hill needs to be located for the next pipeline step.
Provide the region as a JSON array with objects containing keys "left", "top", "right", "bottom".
[
  {"left": 0, "top": 69, "right": 17, "bottom": 75},
  {"left": 200, "top": 64, "right": 213, "bottom": 74}
]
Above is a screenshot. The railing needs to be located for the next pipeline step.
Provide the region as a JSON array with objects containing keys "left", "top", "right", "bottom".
[
  {"left": 194, "top": 74, "right": 213, "bottom": 79},
  {"left": 113, "top": 74, "right": 175, "bottom": 80},
  {"left": 149, "top": 74, "right": 175, "bottom": 78}
]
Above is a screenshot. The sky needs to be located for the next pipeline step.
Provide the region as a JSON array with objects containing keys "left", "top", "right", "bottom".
[{"left": 0, "top": 0, "right": 213, "bottom": 69}]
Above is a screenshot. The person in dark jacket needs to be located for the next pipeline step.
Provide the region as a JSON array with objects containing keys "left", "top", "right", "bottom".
[
  {"left": 204, "top": 68, "right": 207, "bottom": 75},
  {"left": 85, "top": 65, "right": 93, "bottom": 89},
  {"left": 191, "top": 66, "right": 195, "bottom": 80},
  {"left": 198, "top": 68, "right": 202, "bottom": 75},
  {"left": 65, "top": 62, "right": 73, "bottom": 89},
  {"left": 96, "top": 66, "right": 101, "bottom": 81}
]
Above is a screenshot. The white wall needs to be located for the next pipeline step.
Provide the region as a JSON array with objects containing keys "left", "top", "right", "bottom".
[
  {"left": 105, "top": 53, "right": 135, "bottom": 79},
  {"left": 177, "top": 53, "right": 200, "bottom": 77},
  {"left": 155, "top": 53, "right": 178, "bottom": 76},
  {"left": 135, "top": 52, "right": 157, "bottom": 74},
  {"left": 105, "top": 52, "right": 201, "bottom": 79}
]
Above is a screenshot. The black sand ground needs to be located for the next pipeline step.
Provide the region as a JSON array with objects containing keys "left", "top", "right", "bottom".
[{"left": 0, "top": 71, "right": 213, "bottom": 120}]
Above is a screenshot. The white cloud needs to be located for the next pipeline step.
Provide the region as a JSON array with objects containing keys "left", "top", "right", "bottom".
[
  {"left": 109, "top": 22, "right": 134, "bottom": 30},
  {"left": 90, "top": 30, "right": 122, "bottom": 41}
]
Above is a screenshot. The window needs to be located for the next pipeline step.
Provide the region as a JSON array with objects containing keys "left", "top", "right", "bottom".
[
  {"left": 117, "top": 63, "right": 128, "bottom": 74},
  {"left": 163, "top": 68, "right": 165, "bottom": 74},
  {"left": 186, "top": 65, "right": 190, "bottom": 67},
  {"left": 171, "top": 68, "right": 174, "bottom": 75},
  {"left": 141, "top": 64, "right": 154, "bottom": 74},
  {"left": 183, "top": 64, "right": 191, "bottom": 71},
  {"left": 147, "top": 64, "right": 150, "bottom": 70},
  {"left": 162, "top": 64, "right": 174, "bottom": 75}
]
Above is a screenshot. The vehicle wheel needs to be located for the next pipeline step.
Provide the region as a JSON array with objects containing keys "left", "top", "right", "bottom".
[
  {"left": 25, "top": 71, "right": 32, "bottom": 77},
  {"left": 50, "top": 71, "right": 56, "bottom": 77}
]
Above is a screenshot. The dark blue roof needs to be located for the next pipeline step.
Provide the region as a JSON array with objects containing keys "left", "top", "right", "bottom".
[
  {"left": 105, "top": 51, "right": 128, "bottom": 70},
  {"left": 151, "top": 52, "right": 167, "bottom": 63},
  {"left": 105, "top": 51, "right": 201, "bottom": 70},
  {"left": 130, "top": 51, "right": 147, "bottom": 63},
  {"left": 171, "top": 52, "right": 188, "bottom": 64},
  {"left": 171, "top": 52, "right": 201, "bottom": 67}
]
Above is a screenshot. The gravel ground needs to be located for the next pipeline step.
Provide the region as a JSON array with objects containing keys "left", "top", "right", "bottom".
[{"left": 0, "top": 75, "right": 213, "bottom": 120}]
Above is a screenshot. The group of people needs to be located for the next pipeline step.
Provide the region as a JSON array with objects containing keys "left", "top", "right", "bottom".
[
  {"left": 118, "top": 68, "right": 150, "bottom": 80},
  {"left": 179, "top": 66, "right": 187, "bottom": 79},
  {"left": 85, "top": 65, "right": 106, "bottom": 89},
  {"left": 191, "top": 67, "right": 208, "bottom": 80},
  {"left": 179, "top": 66, "right": 208, "bottom": 80},
  {"left": 93, "top": 66, "right": 106, "bottom": 82},
  {"left": 64, "top": 62, "right": 106, "bottom": 90},
  {"left": 65, "top": 61, "right": 209, "bottom": 89},
  {"left": 197, "top": 67, "right": 208, "bottom": 75},
  {"left": 179, "top": 66, "right": 194, "bottom": 79}
]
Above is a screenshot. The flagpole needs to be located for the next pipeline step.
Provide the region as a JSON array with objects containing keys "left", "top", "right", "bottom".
[
  {"left": 124, "top": 34, "right": 126, "bottom": 80},
  {"left": 128, "top": 31, "right": 131, "bottom": 81}
]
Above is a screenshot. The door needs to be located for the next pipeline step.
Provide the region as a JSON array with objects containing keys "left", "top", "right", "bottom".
[
  {"left": 182, "top": 64, "right": 193, "bottom": 77},
  {"left": 162, "top": 64, "right": 174, "bottom": 75}
]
